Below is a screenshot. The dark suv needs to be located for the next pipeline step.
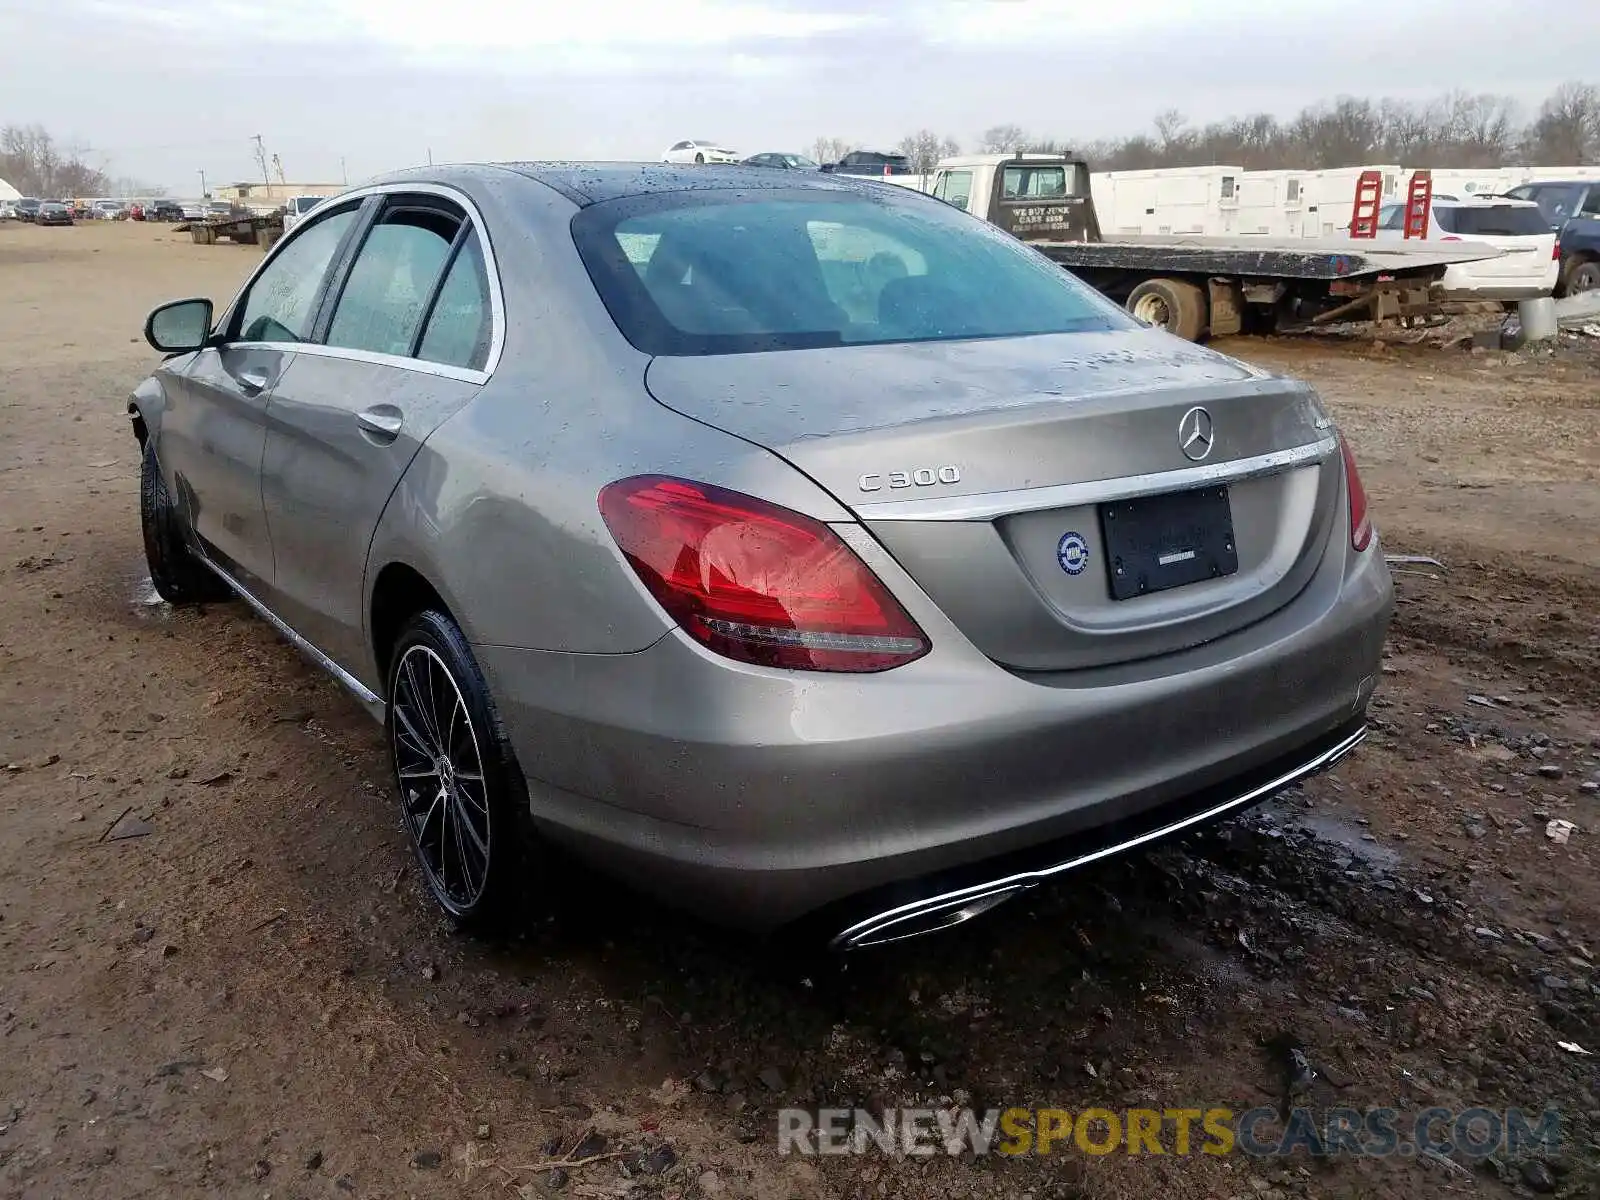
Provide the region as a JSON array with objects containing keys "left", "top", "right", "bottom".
[
  {"left": 16, "top": 198, "right": 42, "bottom": 222},
  {"left": 1506, "top": 180, "right": 1600, "bottom": 296},
  {"left": 823, "top": 150, "right": 914, "bottom": 176},
  {"left": 146, "top": 199, "right": 185, "bottom": 222}
]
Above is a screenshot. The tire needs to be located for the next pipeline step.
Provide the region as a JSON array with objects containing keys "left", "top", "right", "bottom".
[
  {"left": 140, "top": 438, "right": 229, "bottom": 604},
  {"left": 694, "top": 153, "right": 705, "bottom": 164},
  {"left": 386, "top": 609, "right": 535, "bottom": 930},
  {"left": 1561, "top": 258, "right": 1600, "bottom": 297},
  {"left": 1126, "top": 278, "right": 1208, "bottom": 342}
]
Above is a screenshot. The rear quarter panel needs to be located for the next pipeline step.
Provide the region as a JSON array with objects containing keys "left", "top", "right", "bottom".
[{"left": 361, "top": 173, "right": 855, "bottom": 677}]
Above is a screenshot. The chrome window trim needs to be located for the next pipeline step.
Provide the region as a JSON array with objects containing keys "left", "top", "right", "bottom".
[
  {"left": 215, "top": 181, "right": 506, "bottom": 384},
  {"left": 853, "top": 435, "right": 1340, "bottom": 522}
]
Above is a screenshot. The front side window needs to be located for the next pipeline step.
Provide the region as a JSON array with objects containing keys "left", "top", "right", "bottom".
[
  {"left": 1580, "top": 189, "right": 1600, "bottom": 218},
  {"left": 235, "top": 204, "right": 359, "bottom": 342},
  {"left": 571, "top": 189, "right": 1132, "bottom": 356},
  {"left": 933, "top": 170, "right": 973, "bottom": 211},
  {"left": 325, "top": 201, "right": 460, "bottom": 356}
]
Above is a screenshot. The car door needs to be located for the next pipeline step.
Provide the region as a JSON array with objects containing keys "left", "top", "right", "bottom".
[
  {"left": 157, "top": 199, "right": 363, "bottom": 591},
  {"left": 258, "top": 190, "right": 497, "bottom": 674}
]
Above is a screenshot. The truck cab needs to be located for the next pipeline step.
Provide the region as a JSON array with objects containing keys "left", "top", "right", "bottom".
[{"left": 927, "top": 153, "right": 1102, "bottom": 242}]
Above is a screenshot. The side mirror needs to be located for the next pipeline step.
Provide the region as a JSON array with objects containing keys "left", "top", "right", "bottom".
[{"left": 145, "top": 298, "right": 213, "bottom": 353}]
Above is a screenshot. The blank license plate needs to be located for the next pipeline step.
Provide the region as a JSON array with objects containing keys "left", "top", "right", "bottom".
[{"left": 1099, "top": 485, "right": 1238, "bottom": 600}]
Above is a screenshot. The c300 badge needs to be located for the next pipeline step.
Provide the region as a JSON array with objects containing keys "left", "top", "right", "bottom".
[{"left": 1057, "top": 531, "right": 1090, "bottom": 576}]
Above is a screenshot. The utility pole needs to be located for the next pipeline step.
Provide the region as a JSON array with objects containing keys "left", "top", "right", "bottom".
[
  {"left": 252, "top": 134, "right": 270, "bottom": 185},
  {"left": 340, "top": 156, "right": 347, "bottom": 185},
  {"left": 198, "top": 168, "right": 207, "bottom": 198},
  {"left": 427, "top": 147, "right": 433, "bottom": 166}
]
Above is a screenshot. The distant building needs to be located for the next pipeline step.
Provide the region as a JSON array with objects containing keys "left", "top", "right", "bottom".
[{"left": 216, "top": 181, "right": 346, "bottom": 205}]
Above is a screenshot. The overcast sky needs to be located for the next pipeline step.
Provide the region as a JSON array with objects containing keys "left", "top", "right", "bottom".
[{"left": 1, "top": 0, "right": 1594, "bottom": 193}]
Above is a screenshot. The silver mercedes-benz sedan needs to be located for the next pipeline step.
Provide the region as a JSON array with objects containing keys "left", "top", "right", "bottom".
[{"left": 130, "top": 163, "right": 1393, "bottom": 948}]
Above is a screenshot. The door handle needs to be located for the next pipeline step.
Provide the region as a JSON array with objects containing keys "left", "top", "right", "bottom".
[
  {"left": 237, "top": 368, "right": 270, "bottom": 392},
  {"left": 356, "top": 407, "right": 404, "bottom": 438}
]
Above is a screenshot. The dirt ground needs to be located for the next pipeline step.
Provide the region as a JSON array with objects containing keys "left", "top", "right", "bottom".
[{"left": 1, "top": 219, "right": 1598, "bottom": 1200}]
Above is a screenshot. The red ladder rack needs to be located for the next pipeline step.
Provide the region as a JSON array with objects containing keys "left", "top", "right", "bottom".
[
  {"left": 1348, "top": 169, "right": 1384, "bottom": 237},
  {"left": 1402, "top": 170, "right": 1432, "bottom": 238}
]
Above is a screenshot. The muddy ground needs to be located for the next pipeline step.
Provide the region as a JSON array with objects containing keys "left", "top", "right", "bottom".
[{"left": 1, "top": 220, "right": 1597, "bottom": 1200}]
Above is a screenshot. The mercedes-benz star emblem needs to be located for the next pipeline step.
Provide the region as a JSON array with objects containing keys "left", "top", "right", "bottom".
[{"left": 1178, "top": 406, "right": 1215, "bottom": 462}]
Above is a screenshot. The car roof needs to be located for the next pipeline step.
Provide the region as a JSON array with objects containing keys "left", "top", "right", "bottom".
[
  {"left": 1433, "top": 195, "right": 1539, "bottom": 208},
  {"left": 383, "top": 161, "right": 896, "bottom": 206}
]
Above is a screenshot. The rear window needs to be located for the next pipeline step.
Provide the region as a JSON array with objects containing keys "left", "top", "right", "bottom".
[
  {"left": 570, "top": 189, "right": 1133, "bottom": 356},
  {"left": 293, "top": 197, "right": 326, "bottom": 213},
  {"left": 1433, "top": 205, "right": 1550, "bottom": 237},
  {"left": 1002, "top": 166, "right": 1068, "bottom": 199}
]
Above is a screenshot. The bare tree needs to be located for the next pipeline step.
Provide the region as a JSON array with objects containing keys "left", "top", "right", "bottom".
[
  {"left": 1529, "top": 81, "right": 1600, "bottom": 165},
  {"left": 810, "top": 136, "right": 856, "bottom": 167},
  {"left": 894, "top": 130, "right": 962, "bottom": 175},
  {"left": 979, "top": 124, "right": 1028, "bottom": 153},
  {"left": 0, "top": 123, "right": 109, "bottom": 197}
]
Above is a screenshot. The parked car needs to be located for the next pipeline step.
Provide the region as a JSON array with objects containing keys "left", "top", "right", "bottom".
[
  {"left": 1375, "top": 196, "right": 1558, "bottom": 301},
  {"left": 1505, "top": 180, "right": 1600, "bottom": 296},
  {"left": 662, "top": 140, "right": 739, "bottom": 165},
  {"left": 130, "top": 163, "right": 1391, "bottom": 946},
  {"left": 281, "top": 194, "right": 328, "bottom": 234},
  {"left": 70, "top": 199, "right": 93, "bottom": 220},
  {"left": 37, "top": 201, "right": 74, "bottom": 226},
  {"left": 0, "top": 200, "right": 15, "bottom": 220},
  {"left": 180, "top": 202, "right": 205, "bottom": 221},
  {"left": 142, "top": 198, "right": 184, "bottom": 222},
  {"left": 823, "top": 150, "right": 915, "bottom": 176},
  {"left": 93, "top": 199, "right": 128, "bottom": 220},
  {"left": 16, "top": 198, "right": 42, "bottom": 222},
  {"left": 742, "top": 152, "right": 820, "bottom": 170}
]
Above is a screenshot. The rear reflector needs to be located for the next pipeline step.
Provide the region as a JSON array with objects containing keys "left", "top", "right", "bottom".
[
  {"left": 1339, "top": 436, "right": 1373, "bottom": 552},
  {"left": 598, "top": 476, "right": 930, "bottom": 672}
]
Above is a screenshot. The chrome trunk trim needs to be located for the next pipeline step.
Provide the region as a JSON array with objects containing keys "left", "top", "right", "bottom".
[{"left": 852, "top": 435, "right": 1339, "bottom": 522}]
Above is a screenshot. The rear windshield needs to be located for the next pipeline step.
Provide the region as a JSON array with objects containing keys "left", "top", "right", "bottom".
[
  {"left": 1433, "top": 205, "right": 1549, "bottom": 237},
  {"left": 570, "top": 189, "right": 1133, "bottom": 356},
  {"left": 293, "top": 197, "right": 326, "bottom": 213}
]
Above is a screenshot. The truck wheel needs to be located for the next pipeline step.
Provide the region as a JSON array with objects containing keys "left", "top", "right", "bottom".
[
  {"left": 1126, "top": 278, "right": 1208, "bottom": 342},
  {"left": 1561, "top": 258, "right": 1600, "bottom": 296}
]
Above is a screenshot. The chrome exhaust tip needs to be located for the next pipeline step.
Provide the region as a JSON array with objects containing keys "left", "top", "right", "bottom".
[{"left": 831, "top": 884, "right": 1029, "bottom": 951}]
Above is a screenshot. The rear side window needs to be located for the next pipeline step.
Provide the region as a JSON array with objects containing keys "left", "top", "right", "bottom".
[
  {"left": 417, "top": 228, "right": 493, "bottom": 371},
  {"left": 571, "top": 189, "right": 1132, "bottom": 356},
  {"left": 1433, "top": 205, "right": 1550, "bottom": 237},
  {"left": 326, "top": 201, "right": 460, "bottom": 356}
]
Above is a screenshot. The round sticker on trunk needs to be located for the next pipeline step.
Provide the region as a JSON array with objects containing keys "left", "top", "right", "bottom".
[{"left": 1057, "top": 531, "right": 1090, "bottom": 575}]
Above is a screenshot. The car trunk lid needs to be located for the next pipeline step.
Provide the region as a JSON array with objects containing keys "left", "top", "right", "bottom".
[{"left": 644, "top": 329, "right": 1343, "bottom": 672}]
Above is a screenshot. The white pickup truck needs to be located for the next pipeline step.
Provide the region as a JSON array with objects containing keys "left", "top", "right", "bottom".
[{"left": 886, "top": 153, "right": 1503, "bottom": 340}]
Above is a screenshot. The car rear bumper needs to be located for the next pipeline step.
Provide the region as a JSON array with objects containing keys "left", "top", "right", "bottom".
[
  {"left": 479, "top": 529, "right": 1392, "bottom": 932},
  {"left": 1438, "top": 285, "right": 1556, "bottom": 301}
]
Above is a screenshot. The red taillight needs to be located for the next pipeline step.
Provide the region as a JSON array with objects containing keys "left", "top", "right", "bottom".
[
  {"left": 598, "top": 476, "right": 930, "bottom": 672},
  {"left": 1340, "top": 436, "right": 1373, "bottom": 552},
  {"left": 1553, "top": 242, "right": 1561, "bottom": 260}
]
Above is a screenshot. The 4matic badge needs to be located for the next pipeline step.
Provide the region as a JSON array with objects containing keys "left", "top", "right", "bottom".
[{"left": 1057, "top": 531, "right": 1090, "bottom": 576}]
